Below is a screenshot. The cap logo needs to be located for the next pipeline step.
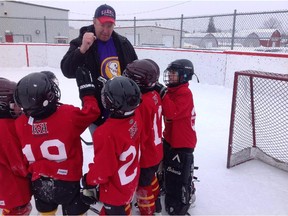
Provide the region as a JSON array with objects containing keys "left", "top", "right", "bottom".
[{"left": 100, "top": 9, "right": 115, "bottom": 18}]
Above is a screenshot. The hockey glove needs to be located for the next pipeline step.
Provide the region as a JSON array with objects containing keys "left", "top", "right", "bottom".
[
  {"left": 154, "top": 82, "right": 167, "bottom": 99},
  {"left": 80, "top": 174, "right": 99, "bottom": 205},
  {"left": 76, "top": 66, "right": 96, "bottom": 98}
]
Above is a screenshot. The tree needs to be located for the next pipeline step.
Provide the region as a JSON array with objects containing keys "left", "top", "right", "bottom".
[
  {"left": 263, "top": 17, "right": 281, "bottom": 29},
  {"left": 207, "top": 17, "right": 217, "bottom": 33}
]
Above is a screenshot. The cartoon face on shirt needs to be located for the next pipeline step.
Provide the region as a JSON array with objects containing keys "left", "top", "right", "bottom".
[
  {"left": 101, "top": 56, "right": 121, "bottom": 79},
  {"left": 108, "top": 61, "right": 118, "bottom": 77}
]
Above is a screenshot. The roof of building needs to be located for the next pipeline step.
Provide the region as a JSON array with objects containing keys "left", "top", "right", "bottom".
[
  {"left": 115, "top": 25, "right": 188, "bottom": 33},
  {"left": 1, "top": 0, "right": 69, "bottom": 12}
]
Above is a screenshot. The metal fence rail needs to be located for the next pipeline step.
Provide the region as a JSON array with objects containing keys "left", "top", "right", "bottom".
[{"left": 0, "top": 9, "right": 287, "bottom": 52}]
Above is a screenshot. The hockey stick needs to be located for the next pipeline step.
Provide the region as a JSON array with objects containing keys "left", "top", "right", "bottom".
[
  {"left": 80, "top": 136, "right": 93, "bottom": 145},
  {"left": 79, "top": 76, "right": 106, "bottom": 147}
]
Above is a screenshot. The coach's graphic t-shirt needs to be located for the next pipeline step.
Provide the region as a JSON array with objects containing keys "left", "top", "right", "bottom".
[{"left": 97, "top": 38, "right": 121, "bottom": 79}]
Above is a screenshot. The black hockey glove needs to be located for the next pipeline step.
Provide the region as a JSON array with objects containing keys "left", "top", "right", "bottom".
[
  {"left": 76, "top": 67, "right": 96, "bottom": 98},
  {"left": 154, "top": 82, "right": 167, "bottom": 99},
  {"left": 80, "top": 174, "right": 99, "bottom": 205}
]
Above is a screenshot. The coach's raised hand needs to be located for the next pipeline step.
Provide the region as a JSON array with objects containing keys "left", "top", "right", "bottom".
[{"left": 79, "top": 32, "right": 96, "bottom": 54}]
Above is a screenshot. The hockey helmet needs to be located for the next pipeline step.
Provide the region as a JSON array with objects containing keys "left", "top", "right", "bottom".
[
  {"left": 0, "top": 77, "right": 21, "bottom": 118},
  {"left": 123, "top": 59, "right": 160, "bottom": 90},
  {"left": 164, "top": 59, "right": 194, "bottom": 86},
  {"left": 101, "top": 76, "right": 141, "bottom": 115},
  {"left": 14, "top": 72, "right": 60, "bottom": 118},
  {"left": 41, "top": 71, "right": 59, "bottom": 86}
]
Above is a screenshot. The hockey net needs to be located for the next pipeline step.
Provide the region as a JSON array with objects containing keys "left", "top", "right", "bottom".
[{"left": 227, "top": 70, "right": 288, "bottom": 172}]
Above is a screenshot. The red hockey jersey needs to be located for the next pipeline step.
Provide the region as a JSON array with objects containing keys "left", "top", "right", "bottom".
[
  {"left": 86, "top": 110, "right": 142, "bottom": 206},
  {"left": 15, "top": 96, "right": 100, "bottom": 181},
  {"left": 162, "top": 83, "right": 197, "bottom": 149},
  {"left": 0, "top": 119, "right": 31, "bottom": 209},
  {"left": 138, "top": 91, "right": 163, "bottom": 168}
]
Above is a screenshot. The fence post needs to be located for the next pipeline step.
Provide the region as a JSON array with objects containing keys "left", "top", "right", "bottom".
[
  {"left": 180, "top": 14, "right": 183, "bottom": 48},
  {"left": 44, "top": 16, "right": 47, "bottom": 43},
  {"left": 25, "top": 44, "right": 30, "bottom": 67},
  {"left": 231, "top": 10, "right": 237, "bottom": 50},
  {"left": 134, "top": 16, "right": 136, "bottom": 46}
]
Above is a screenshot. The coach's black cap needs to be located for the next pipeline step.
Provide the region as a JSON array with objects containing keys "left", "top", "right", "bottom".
[{"left": 94, "top": 4, "right": 116, "bottom": 24}]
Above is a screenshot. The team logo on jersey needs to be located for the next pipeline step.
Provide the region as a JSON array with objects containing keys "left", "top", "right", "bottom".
[
  {"left": 129, "top": 120, "right": 138, "bottom": 139},
  {"left": 32, "top": 122, "right": 48, "bottom": 135},
  {"left": 152, "top": 93, "right": 159, "bottom": 105},
  {"left": 101, "top": 56, "right": 121, "bottom": 79}
]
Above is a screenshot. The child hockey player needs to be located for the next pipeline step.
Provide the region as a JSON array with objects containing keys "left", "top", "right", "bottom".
[
  {"left": 80, "top": 76, "right": 142, "bottom": 215},
  {"left": 14, "top": 68, "right": 100, "bottom": 215},
  {"left": 0, "top": 77, "right": 32, "bottom": 215},
  {"left": 155, "top": 59, "right": 197, "bottom": 215},
  {"left": 123, "top": 59, "right": 163, "bottom": 215}
]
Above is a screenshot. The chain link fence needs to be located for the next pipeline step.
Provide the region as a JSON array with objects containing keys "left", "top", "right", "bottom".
[{"left": 1, "top": 9, "right": 288, "bottom": 52}]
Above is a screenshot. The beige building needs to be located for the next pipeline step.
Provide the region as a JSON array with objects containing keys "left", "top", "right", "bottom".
[{"left": 0, "top": 0, "right": 69, "bottom": 43}]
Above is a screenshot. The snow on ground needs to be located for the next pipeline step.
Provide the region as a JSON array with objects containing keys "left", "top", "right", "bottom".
[{"left": 2, "top": 67, "right": 288, "bottom": 215}]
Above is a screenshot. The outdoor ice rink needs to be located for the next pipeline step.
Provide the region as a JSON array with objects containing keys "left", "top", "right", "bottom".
[{"left": 2, "top": 66, "right": 288, "bottom": 215}]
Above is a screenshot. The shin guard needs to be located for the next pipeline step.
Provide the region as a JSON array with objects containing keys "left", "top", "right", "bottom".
[
  {"left": 2, "top": 203, "right": 32, "bottom": 216},
  {"left": 151, "top": 175, "right": 162, "bottom": 213},
  {"left": 39, "top": 208, "right": 57, "bottom": 216},
  {"left": 136, "top": 186, "right": 155, "bottom": 215},
  {"left": 164, "top": 148, "right": 195, "bottom": 215}
]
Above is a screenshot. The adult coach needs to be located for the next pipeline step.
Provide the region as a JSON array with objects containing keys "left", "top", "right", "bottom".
[{"left": 61, "top": 4, "right": 138, "bottom": 129}]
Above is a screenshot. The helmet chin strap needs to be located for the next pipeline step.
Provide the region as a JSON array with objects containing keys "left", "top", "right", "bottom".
[{"left": 193, "top": 73, "right": 200, "bottom": 83}]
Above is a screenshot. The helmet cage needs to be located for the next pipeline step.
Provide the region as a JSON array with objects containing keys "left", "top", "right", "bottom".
[
  {"left": 164, "top": 61, "right": 194, "bottom": 86},
  {"left": 0, "top": 78, "right": 21, "bottom": 118},
  {"left": 123, "top": 59, "right": 160, "bottom": 90},
  {"left": 0, "top": 96, "right": 21, "bottom": 118},
  {"left": 123, "top": 68, "right": 156, "bottom": 89}
]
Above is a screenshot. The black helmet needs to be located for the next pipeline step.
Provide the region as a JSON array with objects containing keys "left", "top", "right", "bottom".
[
  {"left": 164, "top": 59, "right": 194, "bottom": 86},
  {"left": 101, "top": 76, "right": 141, "bottom": 115},
  {"left": 14, "top": 72, "right": 61, "bottom": 118},
  {"left": 123, "top": 59, "right": 160, "bottom": 90},
  {"left": 41, "top": 71, "right": 59, "bottom": 86},
  {"left": 0, "top": 77, "right": 20, "bottom": 118}
]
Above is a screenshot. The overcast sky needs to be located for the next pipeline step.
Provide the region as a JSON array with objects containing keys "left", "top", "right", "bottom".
[{"left": 23, "top": 0, "right": 288, "bottom": 20}]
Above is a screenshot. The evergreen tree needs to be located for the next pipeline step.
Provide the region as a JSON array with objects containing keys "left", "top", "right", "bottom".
[{"left": 207, "top": 17, "right": 216, "bottom": 33}]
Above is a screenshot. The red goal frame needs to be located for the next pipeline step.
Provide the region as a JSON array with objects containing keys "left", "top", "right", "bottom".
[{"left": 227, "top": 70, "right": 288, "bottom": 172}]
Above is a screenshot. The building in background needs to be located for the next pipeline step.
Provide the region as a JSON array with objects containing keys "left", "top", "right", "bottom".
[
  {"left": 0, "top": 0, "right": 69, "bottom": 43},
  {"left": 183, "top": 29, "right": 282, "bottom": 50},
  {"left": 115, "top": 26, "right": 183, "bottom": 48}
]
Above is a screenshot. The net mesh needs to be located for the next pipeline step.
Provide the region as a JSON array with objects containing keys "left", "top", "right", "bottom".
[{"left": 227, "top": 70, "right": 288, "bottom": 171}]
